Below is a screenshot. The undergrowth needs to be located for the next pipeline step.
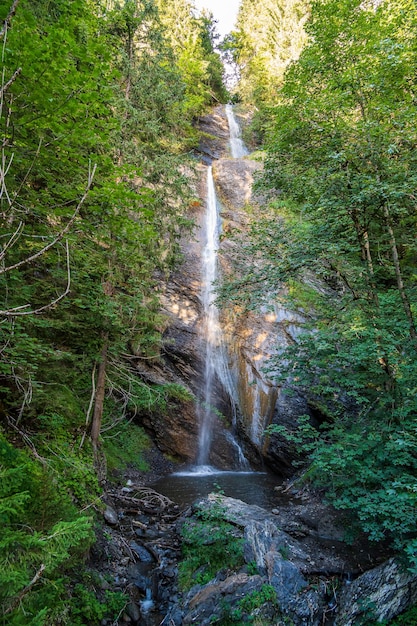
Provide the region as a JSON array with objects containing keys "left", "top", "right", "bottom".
[{"left": 179, "top": 500, "right": 245, "bottom": 590}]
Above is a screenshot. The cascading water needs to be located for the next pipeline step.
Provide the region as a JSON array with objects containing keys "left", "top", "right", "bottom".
[
  {"left": 195, "top": 106, "right": 252, "bottom": 470},
  {"left": 196, "top": 165, "right": 221, "bottom": 467},
  {"left": 225, "top": 104, "right": 249, "bottom": 159},
  {"left": 196, "top": 163, "right": 247, "bottom": 469},
  {"left": 151, "top": 105, "right": 285, "bottom": 515}
]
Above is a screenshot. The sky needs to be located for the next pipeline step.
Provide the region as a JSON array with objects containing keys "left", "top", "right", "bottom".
[{"left": 193, "top": 0, "right": 241, "bottom": 39}]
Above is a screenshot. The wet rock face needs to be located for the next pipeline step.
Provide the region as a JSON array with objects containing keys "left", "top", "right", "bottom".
[
  {"left": 136, "top": 105, "right": 315, "bottom": 473},
  {"left": 197, "top": 105, "right": 230, "bottom": 161},
  {"left": 213, "top": 158, "right": 262, "bottom": 210}
]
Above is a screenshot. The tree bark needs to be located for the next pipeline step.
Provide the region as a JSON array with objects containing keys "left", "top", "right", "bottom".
[
  {"left": 383, "top": 203, "right": 417, "bottom": 340},
  {"left": 349, "top": 208, "right": 379, "bottom": 306},
  {"left": 90, "top": 333, "right": 109, "bottom": 452}
]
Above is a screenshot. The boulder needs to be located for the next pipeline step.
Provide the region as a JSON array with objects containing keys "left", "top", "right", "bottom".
[
  {"left": 182, "top": 495, "right": 367, "bottom": 625},
  {"left": 265, "top": 554, "right": 323, "bottom": 626},
  {"left": 335, "top": 557, "right": 417, "bottom": 625},
  {"left": 103, "top": 505, "right": 118, "bottom": 526},
  {"left": 183, "top": 572, "right": 265, "bottom": 625}
]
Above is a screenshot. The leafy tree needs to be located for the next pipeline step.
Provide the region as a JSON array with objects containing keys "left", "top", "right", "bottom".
[
  {"left": 223, "top": 0, "right": 417, "bottom": 569},
  {"left": 155, "top": 0, "right": 228, "bottom": 114},
  {"left": 231, "top": 0, "right": 309, "bottom": 135},
  {"left": 0, "top": 0, "right": 212, "bottom": 619}
]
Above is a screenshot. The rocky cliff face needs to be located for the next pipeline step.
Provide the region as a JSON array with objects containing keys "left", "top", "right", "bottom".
[
  {"left": 137, "top": 107, "right": 242, "bottom": 468},
  {"left": 138, "top": 104, "right": 314, "bottom": 473},
  {"left": 213, "top": 148, "right": 315, "bottom": 474}
]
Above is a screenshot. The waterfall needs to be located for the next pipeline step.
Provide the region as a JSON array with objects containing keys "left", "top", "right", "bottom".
[
  {"left": 195, "top": 105, "right": 252, "bottom": 469},
  {"left": 225, "top": 104, "right": 249, "bottom": 159},
  {"left": 196, "top": 165, "right": 248, "bottom": 469},
  {"left": 197, "top": 165, "right": 221, "bottom": 466}
]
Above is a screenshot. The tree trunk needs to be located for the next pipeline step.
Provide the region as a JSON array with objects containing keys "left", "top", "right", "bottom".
[
  {"left": 90, "top": 333, "right": 109, "bottom": 453},
  {"left": 349, "top": 209, "right": 379, "bottom": 306},
  {"left": 383, "top": 204, "right": 417, "bottom": 340}
]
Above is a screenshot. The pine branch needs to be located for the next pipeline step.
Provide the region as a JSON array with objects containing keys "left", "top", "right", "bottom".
[
  {"left": 3, "top": 563, "right": 46, "bottom": 615},
  {"left": 0, "top": 239, "right": 72, "bottom": 316}
]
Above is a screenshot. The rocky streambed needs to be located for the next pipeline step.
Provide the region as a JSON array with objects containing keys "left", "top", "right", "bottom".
[{"left": 91, "top": 475, "right": 417, "bottom": 626}]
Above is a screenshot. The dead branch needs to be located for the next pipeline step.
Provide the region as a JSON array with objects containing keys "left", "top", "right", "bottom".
[
  {"left": 0, "top": 163, "right": 96, "bottom": 275},
  {"left": 79, "top": 363, "right": 97, "bottom": 449},
  {"left": 5, "top": 414, "right": 47, "bottom": 464},
  {"left": 0, "top": 220, "right": 24, "bottom": 263},
  {"left": 0, "top": 239, "right": 71, "bottom": 316},
  {"left": 0, "top": 0, "right": 20, "bottom": 40},
  {"left": 113, "top": 489, "right": 174, "bottom": 510},
  {"left": 4, "top": 563, "right": 46, "bottom": 616},
  {"left": 0, "top": 66, "right": 21, "bottom": 97}
]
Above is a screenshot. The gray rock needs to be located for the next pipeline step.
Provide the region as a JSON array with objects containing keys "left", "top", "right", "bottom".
[
  {"left": 335, "top": 557, "right": 417, "bottom": 625},
  {"left": 130, "top": 541, "right": 154, "bottom": 563},
  {"left": 213, "top": 158, "right": 263, "bottom": 210},
  {"left": 183, "top": 573, "right": 264, "bottom": 625},
  {"left": 125, "top": 601, "right": 141, "bottom": 623},
  {"left": 103, "top": 505, "right": 118, "bottom": 526},
  {"left": 266, "top": 554, "right": 322, "bottom": 625}
]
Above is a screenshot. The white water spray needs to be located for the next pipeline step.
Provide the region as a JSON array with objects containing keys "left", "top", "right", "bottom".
[
  {"left": 196, "top": 106, "right": 251, "bottom": 469},
  {"left": 197, "top": 165, "right": 221, "bottom": 466},
  {"left": 226, "top": 104, "right": 249, "bottom": 159}
]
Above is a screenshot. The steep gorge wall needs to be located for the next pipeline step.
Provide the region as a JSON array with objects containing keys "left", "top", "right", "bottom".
[
  {"left": 213, "top": 155, "right": 313, "bottom": 473},
  {"left": 137, "top": 107, "right": 239, "bottom": 468},
  {"left": 139, "top": 105, "right": 311, "bottom": 474}
]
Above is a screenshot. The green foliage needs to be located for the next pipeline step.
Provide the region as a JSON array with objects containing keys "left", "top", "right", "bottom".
[
  {"left": 103, "top": 421, "right": 150, "bottom": 475},
  {"left": 383, "top": 603, "right": 417, "bottom": 625},
  {"left": 179, "top": 501, "right": 245, "bottom": 590},
  {"left": 69, "top": 584, "right": 127, "bottom": 626},
  {"left": 239, "top": 585, "right": 277, "bottom": 613},
  {"left": 0, "top": 433, "right": 95, "bottom": 624},
  {"left": 0, "top": 0, "right": 221, "bottom": 621},
  {"left": 222, "top": 0, "right": 417, "bottom": 572},
  {"left": 211, "top": 585, "right": 277, "bottom": 625},
  {"left": 230, "top": 0, "right": 309, "bottom": 134},
  {"left": 155, "top": 0, "right": 228, "bottom": 115}
]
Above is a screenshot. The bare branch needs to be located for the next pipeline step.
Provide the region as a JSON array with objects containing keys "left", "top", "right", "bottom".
[
  {"left": 0, "top": 163, "right": 96, "bottom": 275},
  {"left": 0, "top": 66, "right": 21, "bottom": 97},
  {"left": 0, "top": 239, "right": 71, "bottom": 316},
  {"left": 0, "top": 220, "right": 23, "bottom": 262},
  {"left": 0, "top": 0, "right": 20, "bottom": 40},
  {"left": 79, "top": 363, "right": 97, "bottom": 449},
  {"left": 11, "top": 137, "right": 43, "bottom": 204},
  {"left": 5, "top": 414, "right": 46, "bottom": 463}
]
